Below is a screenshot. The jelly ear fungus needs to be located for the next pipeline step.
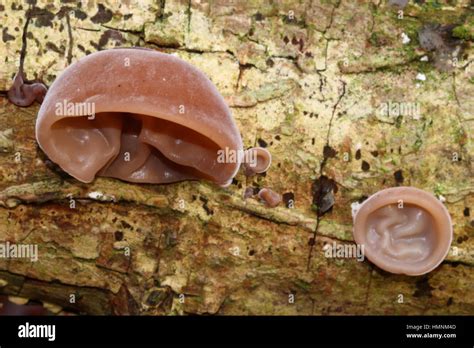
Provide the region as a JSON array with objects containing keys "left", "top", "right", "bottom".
[
  {"left": 352, "top": 187, "right": 453, "bottom": 276},
  {"left": 36, "top": 48, "right": 252, "bottom": 186}
]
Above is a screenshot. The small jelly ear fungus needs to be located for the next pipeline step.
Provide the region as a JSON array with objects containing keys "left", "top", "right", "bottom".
[
  {"left": 243, "top": 147, "right": 272, "bottom": 176},
  {"left": 7, "top": 14, "right": 48, "bottom": 107},
  {"left": 258, "top": 188, "right": 281, "bottom": 208},
  {"left": 7, "top": 69, "right": 48, "bottom": 107}
]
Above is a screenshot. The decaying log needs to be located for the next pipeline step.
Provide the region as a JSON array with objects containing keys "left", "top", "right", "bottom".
[{"left": 0, "top": 0, "right": 473, "bottom": 315}]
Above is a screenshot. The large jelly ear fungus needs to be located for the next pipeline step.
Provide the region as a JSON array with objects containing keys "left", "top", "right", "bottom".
[
  {"left": 352, "top": 187, "right": 453, "bottom": 276},
  {"left": 36, "top": 48, "right": 244, "bottom": 186}
]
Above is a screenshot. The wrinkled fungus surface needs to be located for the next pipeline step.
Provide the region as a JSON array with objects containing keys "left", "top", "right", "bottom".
[{"left": 353, "top": 187, "right": 452, "bottom": 276}]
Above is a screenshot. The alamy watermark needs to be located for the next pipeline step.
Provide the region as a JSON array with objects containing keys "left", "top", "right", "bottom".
[
  {"left": 379, "top": 101, "right": 421, "bottom": 119},
  {"left": 323, "top": 242, "right": 365, "bottom": 262},
  {"left": 0, "top": 242, "right": 38, "bottom": 262},
  {"left": 217, "top": 147, "right": 257, "bottom": 167},
  {"left": 55, "top": 100, "right": 96, "bottom": 120}
]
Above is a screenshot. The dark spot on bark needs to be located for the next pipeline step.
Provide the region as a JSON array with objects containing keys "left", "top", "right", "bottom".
[
  {"left": 0, "top": 4, "right": 4, "bottom": 11},
  {"left": 26, "top": 0, "right": 37, "bottom": 5},
  {"left": 471, "top": 220, "right": 474, "bottom": 228},
  {"left": 124, "top": 13, "right": 133, "bottom": 20},
  {"left": 299, "top": 38, "right": 304, "bottom": 52},
  {"left": 413, "top": 277, "right": 434, "bottom": 298},
  {"left": 308, "top": 237, "right": 315, "bottom": 246},
  {"left": 311, "top": 138, "right": 315, "bottom": 145},
  {"left": 463, "top": 207, "right": 470, "bottom": 217},
  {"left": 2, "top": 28, "right": 15, "bottom": 42},
  {"left": 291, "top": 36, "right": 298, "bottom": 45},
  {"left": 257, "top": 138, "right": 268, "bottom": 148},
  {"left": 274, "top": 134, "right": 280, "bottom": 140},
  {"left": 394, "top": 170, "right": 404, "bottom": 184},
  {"left": 282, "top": 192, "right": 295, "bottom": 208},
  {"left": 120, "top": 220, "right": 133, "bottom": 230},
  {"left": 305, "top": 51, "right": 312, "bottom": 57},
  {"left": 311, "top": 175, "right": 337, "bottom": 216},
  {"left": 91, "top": 4, "right": 113, "bottom": 24},
  {"left": 28, "top": 8, "right": 55, "bottom": 27},
  {"left": 92, "top": 29, "right": 125, "bottom": 50},
  {"left": 323, "top": 145, "right": 337, "bottom": 159},
  {"left": 355, "top": 149, "right": 361, "bottom": 160},
  {"left": 283, "top": 36, "right": 289, "bottom": 44},
  {"left": 358, "top": 195, "right": 368, "bottom": 203},
  {"left": 361, "top": 160, "right": 370, "bottom": 171},
  {"left": 46, "top": 41, "right": 64, "bottom": 54},
  {"left": 255, "top": 12, "right": 263, "bottom": 21},
  {"left": 248, "top": 249, "right": 255, "bottom": 256},
  {"left": 74, "top": 9, "right": 87, "bottom": 20},
  {"left": 457, "top": 236, "right": 463, "bottom": 244},
  {"left": 447, "top": 297, "right": 453, "bottom": 306},
  {"left": 42, "top": 153, "right": 72, "bottom": 180},
  {"left": 77, "top": 44, "right": 85, "bottom": 52},
  {"left": 418, "top": 23, "right": 465, "bottom": 72},
  {"left": 145, "top": 289, "right": 169, "bottom": 307},
  {"left": 370, "top": 150, "right": 379, "bottom": 157},
  {"left": 114, "top": 231, "right": 124, "bottom": 241},
  {"left": 199, "top": 196, "right": 213, "bottom": 215},
  {"left": 265, "top": 58, "right": 274, "bottom": 67}
]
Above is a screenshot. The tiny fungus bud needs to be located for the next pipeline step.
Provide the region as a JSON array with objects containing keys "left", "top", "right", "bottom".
[
  {"left": 243, "top": 147, "right": 272, "bottom": 176},
  {"left": 258, "top": 188, "right": 281, "bottom": 208}
]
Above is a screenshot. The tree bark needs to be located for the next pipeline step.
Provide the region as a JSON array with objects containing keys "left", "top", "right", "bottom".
[{"left": 0, "top": 0, "right": 473, "bottom": 315}]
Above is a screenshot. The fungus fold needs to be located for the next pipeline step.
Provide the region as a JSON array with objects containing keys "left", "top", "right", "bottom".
[
  {"left": 352, "top": 187, "right": 452, "bottom": 276},
  {"left": 36, "top": 49, "right": 251, "bottom": 186}
]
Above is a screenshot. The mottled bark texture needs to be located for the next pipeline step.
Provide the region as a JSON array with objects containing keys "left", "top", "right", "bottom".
[{"left": 0, "top": 0, "right": 473, "bottom": 315}]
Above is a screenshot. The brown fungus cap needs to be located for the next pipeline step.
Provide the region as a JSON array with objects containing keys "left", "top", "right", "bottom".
[
  {"left": 258, "top": 188, "right": 281, "bottom": 208},
  {"left": 36, "top": 49, "right": 243, "bottom": 186},
  {"left": 353, "top": 187, "right": 453, "bottom": 276}
]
